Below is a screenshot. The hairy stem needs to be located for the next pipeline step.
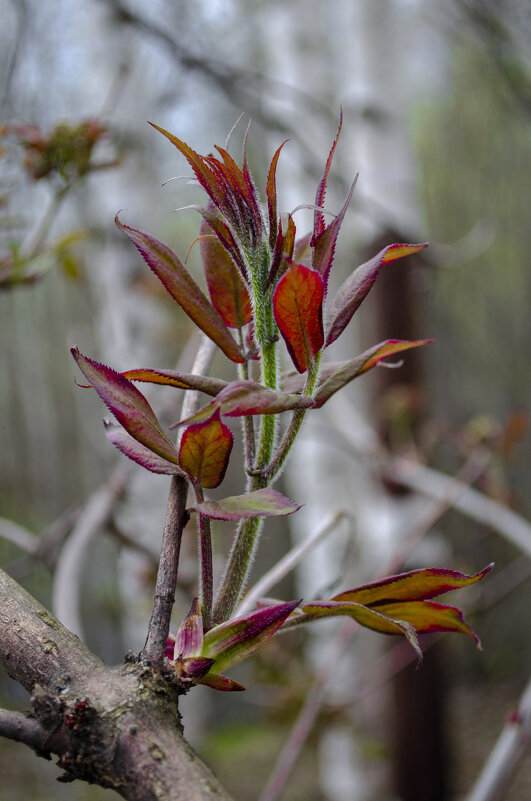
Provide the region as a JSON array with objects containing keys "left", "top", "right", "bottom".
[{"left": 264, "top": 352, "right": 321, "bottom": 481}]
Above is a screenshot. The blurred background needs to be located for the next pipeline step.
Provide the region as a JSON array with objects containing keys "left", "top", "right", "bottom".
[{"left": 0, "top": 1, "right": 530, "bottom": 799}]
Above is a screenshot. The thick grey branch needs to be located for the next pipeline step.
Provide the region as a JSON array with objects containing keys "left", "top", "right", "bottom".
[{"left": 0, "top": 566, "right": 233, "bottom": 800}]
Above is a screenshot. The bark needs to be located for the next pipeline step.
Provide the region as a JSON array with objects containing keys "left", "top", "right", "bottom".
[{"left": 0, "top": 567, "right": 233, "bottom": 801}]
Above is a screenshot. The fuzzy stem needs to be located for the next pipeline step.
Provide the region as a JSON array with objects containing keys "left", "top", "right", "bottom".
[
  {"left": 237, "top": 327, "right": 256, "bottom": 469},
  {"left": 264, "top": 352, "right": 321, "bottom": 481},
  {"left": 213, "top": 245, "right": 278, "bottom": 623},
  {"left": 194, "top": 485, "right": 213, "bottom": 632}
]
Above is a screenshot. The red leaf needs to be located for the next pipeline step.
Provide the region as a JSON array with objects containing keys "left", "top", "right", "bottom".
[
  {"left": 199, "top": 214, "right": 252, "bottom": 328},
  {"left": 122, "top": 367, "right": 227, "bottom": 397},
  {"left": 325, "top": 242, "right": 429, "bottom": 347},
  {"left": 312, "top": 110, "right": 343, "bottom": 243},
  {"left": 116, "top": 215, "right": 244, "bottom": 364},
  {"left": 104, "top": 421, "right": 185, "bottom": 476},
  {"left": 312, "top": 339, "right": 433, "bottom": 407},
  {"left": 149, "top": 122, "right": 227, "bottom": 212},
  {"left": 268, "top": 214, "right": 296, "bottom": 290},
  {"left": 266, "top": 140, "right": 289, "bottom": 250},
  {"left": 178, "top": 409, "right": 233, "bottom": 489},
  {"left": 72, "top": 348, "right": 180, "bottom": 466},
  {"left": 194, "top": 204, "right": 246, "bottom": 278},
  {"left": 311, "top": 176, "right": 357, "bottom": 292},
  {"left": 273, "top": 263, "right": 324, "bottom": 373},
  {"left": 175, "top": 380, "right": 314, "bottom": 427}
]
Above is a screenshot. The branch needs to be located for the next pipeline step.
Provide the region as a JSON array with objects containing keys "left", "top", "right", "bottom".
[
  {"left": 326, "top": 397, "right": 531, "bottom": 560},
  {"left": 141, "top": 475, "right": 189, "bottom": 665},
  {"left": 0, "top": 566, "right": 105, "bottom": 694},
  {"left": 0, "top": 517, "right": 38, "bottom": 552},
  {"left": 52, "top": 465, "right": 130, "bottom": 638},
  {"left": 258, "top": 622, "right": 357, "bottom": 801},
  {"left": 465, "top": 674, "right": 531, "bottom": 801},
  {"left": 0, "top": 707, "right": 65, "bottom": 753},
  {"left": 0, "top": 567, "right": 235, "bottom": 800}
]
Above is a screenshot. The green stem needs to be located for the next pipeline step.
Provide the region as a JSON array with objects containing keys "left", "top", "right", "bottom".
[
  {"left": 264, "top": 352, "right": 321, "bottom": 481},
  {"left": 213, "top": 245, "right": 278, "bottom": 623},
  {"left": 237, "top": 327, "right": 256, "bottom": 470}
]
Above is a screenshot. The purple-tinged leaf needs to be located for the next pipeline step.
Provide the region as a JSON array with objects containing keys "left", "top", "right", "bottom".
[
  {"left": 312, "top": 339, "right": 433, "bottom": 407},
  {"left": 325, "top": 242, "right": 429, "bottom": 347},
  {"left": 266, "top": 140, "right": 289, "bottom": 250},
  {"left": 72, "top": 348, "right": 180, "bottom": 466},
  {"left": 122, "top": 368, "right": 227, "bottom": 397},
  {"left": 178, "top": 409, "right": 233, "bottom": 489},
  {"left": 175, "top": 656, "right": 215, "bottom": 681},
  {"left": 302, "top": 600, "right": 423, "bottom": 663},
  {"left": 194, "top": 204, "right": 246, "bottom": 279},
  {"left": 116, "top": 215, "right": 244, "bottom": 364},
  {"left": 104, "top": 421, "right": 185, "bottom": 476},
  {"left": 273, "top": 263, "right": 324, "bottom": 374},
  {"left": 199, "top": 214, "right": 252, "bottom": 328},
  {"left": 201, "top": 599, "right": 301, "bottom": 673},
  {"left": 194, "top": 488, "right": 301, "bottom": 521},
  {"left": 311, "top": 175, "right": 357, "bottom": 293},
  {"left": 197, "top": 673, "right": 246, "bottom": 692},
  {"left": 175, "top": 380, "right": 314, "bottom": 427},
  {"left": 267, "top": 214, "right": 296, "bottom": 290},
  {"left": 174, "top": 597, "right": 204, "bottom": 658},
  {"left": 165, "top": 634, "right": 176, "bottom": 660},
  {"left": 332, "top": 564, "right": 494, "bottom": 606},
  {"left": 312, "top": 110, "right": 343, "bottom": 243}
]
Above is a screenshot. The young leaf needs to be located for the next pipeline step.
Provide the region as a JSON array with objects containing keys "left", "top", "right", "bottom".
[
  {"left": 176, "top": 656, "right": 215, "bottom": 681},
  {"left": 266, "top": 139, "right": 289, "bottom": 251},
  {"left": 312, "top": 339, "right": 433, "bottom": 407},
  {"left": 332, "top": 564, "right": 494, "bottom": 606},
  {"left": 149, "top": 122, "right": 227, "bottom": 212},
  {"left": 325, "top": 242, "right": 429, "bottom": 347},
  {"left": 175, "top": 380, "right": 314, "bottom": 427},
  {"left": 116, "top": 215, "right": 244, "bottom": 364},
  {"left": 311, "top": 175, "right": 357, "bottom": 292},
  {"left": 199, "top": 214, "right": 252, "bottom": 328},
  {"left": 104, "top": 421, "right": 185, "bottom": 476},
  {"left": 174, "top": 598, "right": 204, "bottom": 658},
  {"left": 201, "top": 600, "right": 300, "bottom": 673},
  {"left": 197, "top": 673, "right": 246, "bottom": 692},
  {"left": 312, "top": 110, "right": 343, "bottom": 243},
  {"left": 72, "top": 348, "right": 181, "bottom": 466},
  {"left": 194, "top": 488, "right": 301, "bottom": 521},
  {"left": 122, "top": 367, "right": 227, "bottom": 397},
  {"left": 302, "top": 600, "right": 422, "bottom": 663},
  {"left": 273, "top": 263, "right": 324, "bottom": 374},
  {"left": 178, "top": 409, "right": 233, "bottom": 489},
  {"left": 373, "top": 601, "right": 483, "bottom": 644}
]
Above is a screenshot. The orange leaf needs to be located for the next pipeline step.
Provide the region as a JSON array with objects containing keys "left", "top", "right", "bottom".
[
  {"left": 178, "top": 410, "right": 233, "bottom": 489},
  {"left": 272, "top": 263, "right": 324, "bottom": 373}
]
